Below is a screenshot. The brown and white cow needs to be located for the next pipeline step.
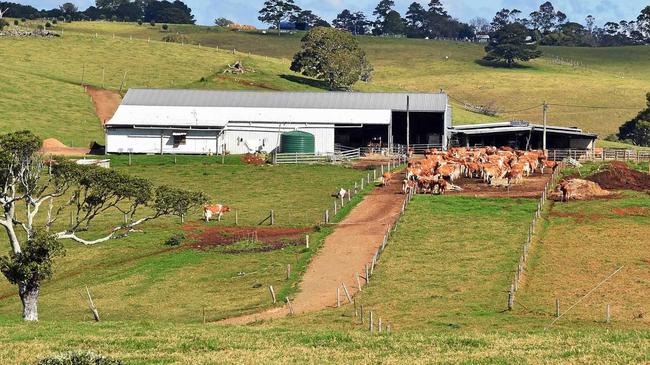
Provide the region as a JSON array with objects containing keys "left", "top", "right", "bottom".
[{"left": 204, "top": 204, "right": 231, "bottom": 222}]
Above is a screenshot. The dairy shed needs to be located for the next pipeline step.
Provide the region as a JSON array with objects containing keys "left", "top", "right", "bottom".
[{"left": 105, "top": 89, "right": 452, "bottom": 155}]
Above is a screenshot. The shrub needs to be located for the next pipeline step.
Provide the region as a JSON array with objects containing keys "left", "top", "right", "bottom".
[
  {"left": 162, "top": 33, "right": 189, "bottom": 44},
  {"left": 52, "top": 19, "right": 58, "bottom": 24},
  {"left": 164, "top": 233, "right": 184, "bottom": 246},
  {"left": 150, "top": 20, "right": 156, "bottom": 26},
  {"left": 35, "top": 351, "right": 123, "bottom": 365},
  {"left": 162, "top": 23, "right": 168, "bottom": 30},
  {"left": 0, "top": 19, "right": 7, "bottom": 31},
  {"left": 13, "top": 19, "right": 19, "bottom": 26},
  {"left": 45, "top": 22, "right": 52, "bottom": 28},
  {"left": 21, "top": 18, "right": 27, "bottom": 22},
  {"left": 36, "top": 24, "right": 44, "bottom": 31},
  {"left": 604, "top": 134, "right": 619, "bottom": 142},
  {"left": 137, "top": 19, "right": 143, "bottom": 25},
  {"left": 111, "top": 15, "right": 117, "bottom": 22},
  {"left": 57, "top": 16, "right": 64, "bottom": 21}
]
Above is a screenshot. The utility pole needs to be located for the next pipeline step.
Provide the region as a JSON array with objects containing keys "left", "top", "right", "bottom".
[
  {"left": 406, "top": 95, "right": 410, "bottom": 153},
  {"left": 543, "top": 101, "right": 548, "bottom": 154}
]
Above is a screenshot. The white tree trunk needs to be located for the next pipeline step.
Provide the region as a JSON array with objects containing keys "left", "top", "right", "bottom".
[{"left": 19, "top": 283, "right": 39, "bottom": 321}]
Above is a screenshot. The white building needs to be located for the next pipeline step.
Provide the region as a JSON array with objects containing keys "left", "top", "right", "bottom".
[{"left": 105, "top": 89, "right": 452, "bottom": 155}]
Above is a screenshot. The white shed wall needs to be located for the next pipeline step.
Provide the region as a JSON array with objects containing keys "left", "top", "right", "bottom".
[{"left": 106, "top": 128, "right": 220, "bottom": 155}]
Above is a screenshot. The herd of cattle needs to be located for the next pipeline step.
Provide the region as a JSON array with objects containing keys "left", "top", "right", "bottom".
[{"left": 401, "top": 147, "right": 558, "bottom": 194}]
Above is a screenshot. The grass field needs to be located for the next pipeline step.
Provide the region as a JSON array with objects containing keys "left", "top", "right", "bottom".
[
  {"left": 0, "top": 157, "right": 369, "bottom": 324},
  {"left": 1, "top": 319, "right": 648, "bottom": 364},
  {"left": 1, "top": 189, "right": 649, "bottom": 364}
]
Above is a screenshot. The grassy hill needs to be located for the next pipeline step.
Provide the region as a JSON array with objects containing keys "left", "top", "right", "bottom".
[
  {"left": 60, "top": 21, "right": 650, "bottom": 139},
  {"left": 3, "top": 20, "right": 650, "bottom": 146}
]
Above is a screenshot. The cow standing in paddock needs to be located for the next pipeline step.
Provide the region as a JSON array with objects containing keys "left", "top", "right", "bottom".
[
  {"left": 204, "top": 204, "right": 231, "bottom": 222},
  {"left": 381, "top": 172, "right": 393, "bottom": 187}
]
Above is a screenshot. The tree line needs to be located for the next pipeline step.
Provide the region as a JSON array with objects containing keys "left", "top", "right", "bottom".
[
  {"left": 254, "top": 0, "right": 650, "bottom": 46},
  {"left": 0, "top": 0, "right": 195, "bottom": 24}
]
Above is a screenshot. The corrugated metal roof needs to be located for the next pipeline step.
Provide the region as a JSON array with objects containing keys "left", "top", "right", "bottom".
[
  {"left": 121, "top": 89, "right": 448, "bottom": 112},
  {"left": 451, "top": 121, "right": 597, "bottom": 138}
]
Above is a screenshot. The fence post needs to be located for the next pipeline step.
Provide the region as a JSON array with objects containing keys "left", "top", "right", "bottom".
[
  {"left": 365, "top": 264, "right": 370, "bottom": 283},
  {"left": 305, "top": 234, "right": 309, "bottom": 249},
  {"left": 325, "top": 209, "right": 329, "bottom": 223},
  {"left": 356, "top": 272, "right": 362, "bottom": 291},
  {"left": 555, "top": 298, "right": 560, "bottom": 317},
  {"left": 507, "top": 284, "right": 514, "bottom": 310},
  {"left": 270, "top": 210, "right": 275, "bottom": 225},
  {"left": 286, "top": 264, "right": 291, "bottom": 280},
  {"left": 606, "top": 304, "right": 611, "bottom": 323},
  {"left": 336, "top": 287, "right": 340, "bottom": 308},
  {"left": 369, "top": 311, "right": 374, "bottom": 332},
  {"left": 333, "top": 201, "right": 338, "bottom": 215}
]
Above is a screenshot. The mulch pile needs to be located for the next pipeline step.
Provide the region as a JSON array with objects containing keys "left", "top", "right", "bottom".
[
  {"left": 185, "top": 225, "right": 311, "bottom": 253},
  {"left": 549, "top": 179, "right": 611, "bottom": 201},
  {"left": 587, "top": 161, "right": 650, "bottom": 191}
]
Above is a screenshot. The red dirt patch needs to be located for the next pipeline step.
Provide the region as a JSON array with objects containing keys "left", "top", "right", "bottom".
[
  {"left": 241, "top": 153, "right": 266, "bottom": 165},
  {"left": 587, "top": 162, "right": 650, "bottom": 191},
  {"left": 183, "top": 224, "right": 311, "bottom": 253},
  {"left": 612, "top": 207, "right": 649, "bottom": 216},
  {"left": 85, "top": 86, "right": 121, "bottom": 124}
]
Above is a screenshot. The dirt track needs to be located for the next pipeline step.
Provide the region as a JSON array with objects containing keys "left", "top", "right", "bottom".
[
  {"left": 85, "top": 86, "right": 121, "bottom": 124},
  {"left": 219, "top": 173, "right": 406, "bottom": 324}
]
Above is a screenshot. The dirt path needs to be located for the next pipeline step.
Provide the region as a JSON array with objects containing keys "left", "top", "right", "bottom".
[
  {"left": 85, "top": 86, "right": 121, "bottom": 124},
  {"left": 220, "top": 174, "right": 406, "bottom": 324}
]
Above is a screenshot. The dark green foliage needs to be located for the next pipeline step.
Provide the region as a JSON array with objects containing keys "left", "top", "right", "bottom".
[
  {"left": 332, "top": 9, "right": 370, "bottom": 35},
  {"left": 0, "top": 19, "right": 8, "bottom": 31},
  {"left": 214, "top": 17, "right": 234, "bottom": 27},
  {"left": 161, "top": 23, "right": 168, "bottom": 30},
  {"left": 0, "top": 230, "right": 65, "bottom": 289},
  {"left": 35, "top": 351, "right": 123, "bottom": 365},
  {"left": 149, "top": 20, "right": 155, "bottom": 26},
  {"left": 162, "top": 33, "right": 189, "bottom": 44},
  {"left": 45, "top": 22, "right": 52, "bottom": 28},
  {"left": 290, "top": 27, "right": 373, "bottom": 90},
  {"left": 618, "top": 93, "right": 650, "bottom": 146},
  {"left": 258, "top": 0, "right": 300, "bottom": 35},
  {"left": 153, "top": 185, "right": 207, "bottom": 218},
  {"left": 164, "top": 233, "right": 185, "bottom": 247},
  {"left": 137, "top": 19, "right": 142, "bottom": 25},
  {"left": 13, "top": 19, "right": 19, "bottom": 26},
  {"left": 382, "top": 10, "right": 405, "bottom": 35},
  {"left": 483, "top": 22, "right": 542, "bottom": 67}
]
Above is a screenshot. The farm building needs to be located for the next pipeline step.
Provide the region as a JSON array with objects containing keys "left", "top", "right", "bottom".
[
  {"left": 450, "top": 121, "right": 597, "bottom": 150},
  {"left": 105, "top": 89, "right": 452, "bottom": 155}
]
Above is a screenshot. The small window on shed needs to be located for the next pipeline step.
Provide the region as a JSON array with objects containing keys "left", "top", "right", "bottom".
[{"left": 172, "top": 133, "right": 187, "bottom": 147}]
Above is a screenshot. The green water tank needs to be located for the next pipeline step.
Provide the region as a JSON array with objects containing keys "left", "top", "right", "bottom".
[{"left": 280, "top": 131, "right": 315, "bottom": 153}]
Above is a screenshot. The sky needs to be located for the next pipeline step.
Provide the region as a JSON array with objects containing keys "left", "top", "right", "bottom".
[{"left": 20, "top": 0, "right": 648, "bottom": 27}]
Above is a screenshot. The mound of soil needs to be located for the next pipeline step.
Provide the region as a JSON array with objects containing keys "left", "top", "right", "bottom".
[
  {"left": 587, "top": 162, "right": 650, "bottom": 191},
  {"left": 40, "top": 138, "right": 91, "bottom": 156},
  {"left": 549, "top": 179, "right": 611, "bottom": 201},
  {"left": 184, "top": 225, "right": 311, "bottom": 253}
]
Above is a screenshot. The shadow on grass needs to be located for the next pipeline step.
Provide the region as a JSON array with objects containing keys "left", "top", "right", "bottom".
[
  {"left": 474, "top": 59, "right": 535, "bottom": 69},
  {"left": 280, "top": 74, "right": 331, "bottom": 90}
]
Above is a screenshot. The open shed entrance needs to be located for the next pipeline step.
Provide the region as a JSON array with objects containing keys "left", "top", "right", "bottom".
[{"left": 334, "top": 111, "right": 445, "bottom": 148}]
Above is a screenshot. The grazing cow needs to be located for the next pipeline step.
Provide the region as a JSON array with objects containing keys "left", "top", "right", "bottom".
[
  {"left": 435, "top": 178, "right": 448, "bottom": 195},
  {"left": 541, "top": 160, "right": 558, "bottom": 175},
  {"left": 559, "top": 180, "right": 572, "bottom": 202},
  {"left": 332, "top": 188, "right": 348, "bottom": 200},
  {"left": 382, "top": 172, "right": 393, "bottom": 187},
  {"left": 402, "top": 179, "right": 416, "bottom": 194},
  {"left": 204, "top": 204, "right": 231, "bottom": 222}
]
